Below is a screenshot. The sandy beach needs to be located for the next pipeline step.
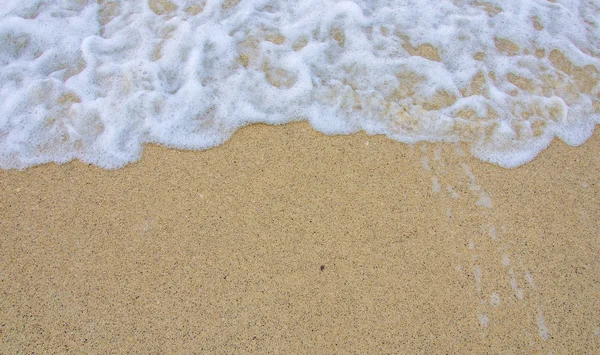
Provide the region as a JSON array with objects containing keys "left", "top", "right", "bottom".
[{"left": 1, "top": 122, "right": 599, "bottom": 353}]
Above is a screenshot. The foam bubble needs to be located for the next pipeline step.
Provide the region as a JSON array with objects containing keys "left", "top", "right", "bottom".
[{"left": 0, "top": 0, "right": 599, "bottom": 169}]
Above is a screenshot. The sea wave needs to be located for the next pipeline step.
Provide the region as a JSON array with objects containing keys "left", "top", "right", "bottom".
[{"left": 1, "top": 0, "right": 599, "bottom": 169}]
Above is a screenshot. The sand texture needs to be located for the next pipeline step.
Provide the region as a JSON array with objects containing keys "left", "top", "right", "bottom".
[{"left": 1, "top": 122, "right": 599, "bottom": 353}]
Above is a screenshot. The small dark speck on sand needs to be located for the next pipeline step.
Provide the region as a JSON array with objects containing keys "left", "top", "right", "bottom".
[{"left": 320, "top": 265, "right": 325, "bottom": 272}]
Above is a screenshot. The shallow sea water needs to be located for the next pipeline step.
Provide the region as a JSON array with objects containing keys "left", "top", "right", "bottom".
[{"left": 0, "top": 0, "right": 599, "bottom": 169}]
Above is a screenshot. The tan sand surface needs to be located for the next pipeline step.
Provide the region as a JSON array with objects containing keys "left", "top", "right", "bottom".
[{"left": 1, "top": 122, "right": 599, "bottom": 353}]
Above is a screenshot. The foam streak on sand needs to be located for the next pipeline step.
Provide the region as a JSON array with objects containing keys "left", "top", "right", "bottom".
[{"left": 0, "top": 0, "right": 599, "bottom": 169}]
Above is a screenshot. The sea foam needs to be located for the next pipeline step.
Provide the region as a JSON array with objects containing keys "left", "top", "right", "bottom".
[{"left": 0, "top": 0, "right": 599, "bottom": 169}]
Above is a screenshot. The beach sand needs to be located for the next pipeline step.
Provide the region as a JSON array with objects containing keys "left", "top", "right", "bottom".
[{"left": 1, "top": 122, "right": 599, "bottom": 353}]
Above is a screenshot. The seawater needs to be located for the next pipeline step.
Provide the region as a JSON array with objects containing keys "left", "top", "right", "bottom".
[{"left": 0, "top": 0, "right": 599, "bottom": 169}]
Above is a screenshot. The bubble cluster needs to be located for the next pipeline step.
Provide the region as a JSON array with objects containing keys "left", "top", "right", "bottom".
[{"left": 0, "top": 0, "right": 599, "bottom": 169}]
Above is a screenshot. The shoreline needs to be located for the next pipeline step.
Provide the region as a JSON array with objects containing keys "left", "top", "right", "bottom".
[{"left": 1, "top": 122, "right": 599, "bottom": 352}]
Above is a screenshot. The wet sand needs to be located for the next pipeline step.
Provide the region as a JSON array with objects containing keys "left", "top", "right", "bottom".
[{"left": 1, "top": 122, "right": 599, "bottom": 353}]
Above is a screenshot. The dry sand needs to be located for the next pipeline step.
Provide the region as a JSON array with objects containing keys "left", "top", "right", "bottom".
[{"left": 1, "top": 122, "right": 599, "bottom": 353}]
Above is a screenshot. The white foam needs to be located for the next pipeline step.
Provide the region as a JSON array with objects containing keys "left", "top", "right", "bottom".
[
  {"left": 537, "top": 308, "right": 551, "bottom": 341},
  {"left": 490, "top": 292, "right": 500, "bottom": 307},
  {"left": 479, "top": 314, "right": 489, "bottom": 328},
  {"left": 0, "top": 0, "right": 599, "bottom": 169},
  {"left": 446, "top": 184, "right": 460, "bottom": 199},
  {"left": 502, "top": 254, "right": 511, "bottom": 267},
  {"left": 488, "top": 225, "right": 497, "bottom": 240},
  {"left": 431, "top": 176, "right": 441, "bottom": 193},
  {"left": 476, "top": 190, "right": 493, "bottom": 208}
]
